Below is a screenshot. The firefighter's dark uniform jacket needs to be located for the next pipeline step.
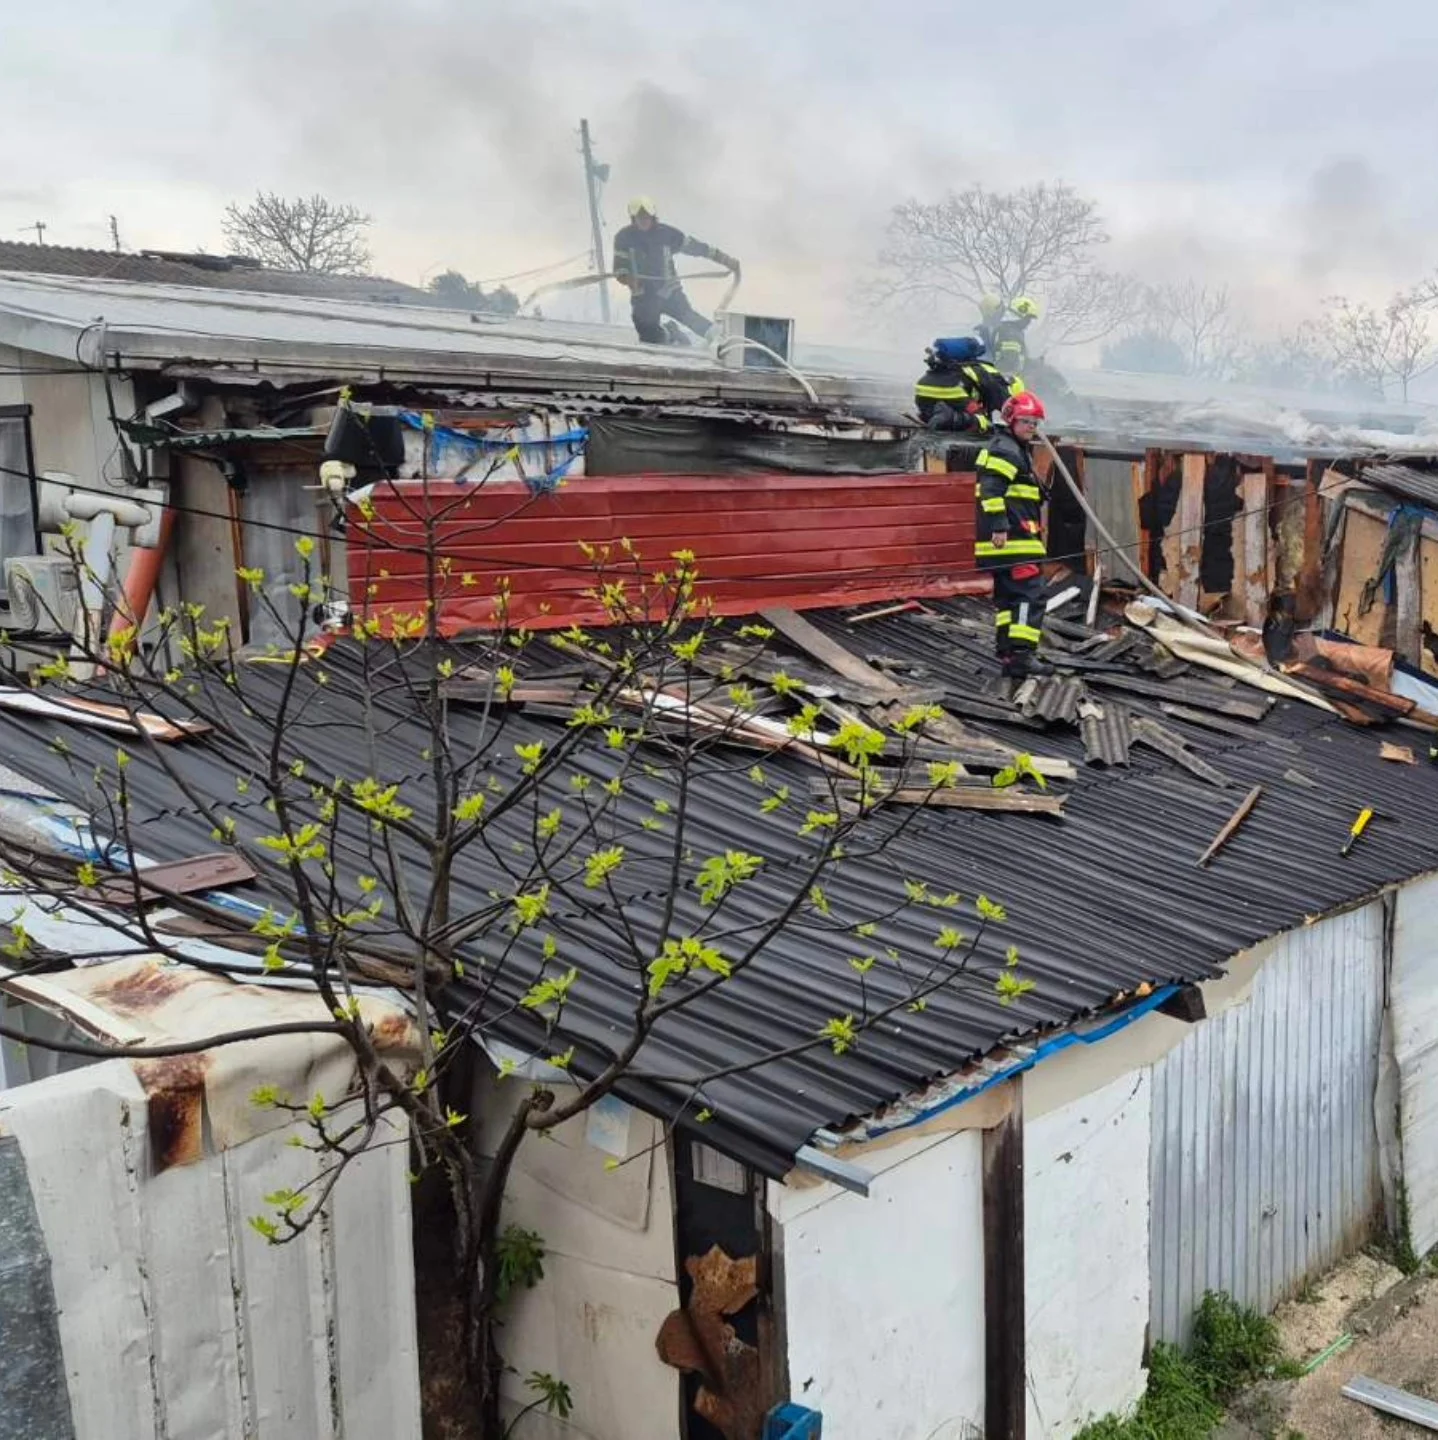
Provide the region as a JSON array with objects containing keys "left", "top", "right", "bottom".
[
  {"left": 612, "top": 222, "right": 718, "bottom": 298},
  {"left": 975, "top": 430, "right": 1047, "bottom": 568},
  {"left": 992, "top": 317, "right": 1032, "bottom": 375},
  {"left": 915, "top": 360, "right": 1014, "bottom": 433}
]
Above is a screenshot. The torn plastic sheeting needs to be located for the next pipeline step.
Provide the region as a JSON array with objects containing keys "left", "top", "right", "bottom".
[
  {"left": 0, "top": 955, "right": 419, "bottom": 1160},
  {"left": 1126, "top": 604, "right": 1335, "bottom": 711}
]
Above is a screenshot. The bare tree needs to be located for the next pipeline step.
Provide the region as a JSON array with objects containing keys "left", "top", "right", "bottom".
[
  {"left": 1227, "top": 323, "right": 1338, "bottom": 392},
  {"left": 222, "top": 191, "right": 372, "bottom": 275},
  {"left": 866, "top": 181, "right": 1139, "bottom": 347},
  {"left": 1320, "top": 288, "right": 1438, "bottom": 402},
  {"left": 1140, "top": 281, "right": 1234, "bottom": 376},
  {"left": 0, "top": 432, "right": 1041, "bottom": 1435}
]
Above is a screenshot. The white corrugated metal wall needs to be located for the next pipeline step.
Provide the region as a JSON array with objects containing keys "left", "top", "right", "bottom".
[
  {"left": 1149, "top": 903, "right": 1386, "bottom": 1345},
  {"left": 1392, "top": 873, "right": 1438, "bottom": 1254},
  {"left": 0, "top": 1060, "right": 421, "bottom": 1440}
]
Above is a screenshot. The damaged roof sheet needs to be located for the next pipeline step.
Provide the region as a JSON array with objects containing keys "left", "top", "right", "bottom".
[
  {"left": 3, "top": 603, "right": 1438, "bottom": 1176},
  {"left": 1361, "top": 463, "right": 1438, "bottom": 510},
  {"left": 0, "top": 273, "right": 882, "bottom": 411}
]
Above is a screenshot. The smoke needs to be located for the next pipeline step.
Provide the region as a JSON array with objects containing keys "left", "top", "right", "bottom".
[
  {"left": 3, "top": 0, "right": 1436, "bottom": 361},
  {"left": 1292, "top": 156, "right": 1428, "bottom": 294}
]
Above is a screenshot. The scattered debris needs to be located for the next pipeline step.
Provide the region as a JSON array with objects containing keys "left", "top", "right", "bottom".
[
  {"left": 1341, "top": 1375, "right": 1438, "bottom": 1431},
  {"left": 1197, "top": 785, "right": 1264, "bottom": 867},
  {"left": 1078, "top": 698, "right": 1132, "bottom": 767},
  {"left": 1130, "top": 716, "right": 1234, "bottom": 788},
  {"left": 656, "top": 1246, "right": 767, "bottom": 1440},
  {"left": 846, "top": 600, "right": 923, "bottom": 624},
  {"left": 0, "top": 688, "right": 210, "bottom": 741},
  {"left": 1380, "top": 742, "right": 1417, "bottom": 765}
]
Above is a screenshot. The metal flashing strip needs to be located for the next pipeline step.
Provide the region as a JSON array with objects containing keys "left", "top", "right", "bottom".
[
  {"left": 1343, "top": 1375, "right": 1438, "bottom": 1430},
  {"left": 855, "top": 984, "right": 1182, "bottom": 1143}
]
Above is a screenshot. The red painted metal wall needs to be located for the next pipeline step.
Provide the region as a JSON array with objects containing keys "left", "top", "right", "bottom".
[{"left": 349, "top": 472, "right": 983, "bottom": 633}]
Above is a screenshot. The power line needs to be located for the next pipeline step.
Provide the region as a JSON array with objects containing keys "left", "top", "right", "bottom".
[{"left": 466, "top": 251, "right": 593, "bottom": 289}]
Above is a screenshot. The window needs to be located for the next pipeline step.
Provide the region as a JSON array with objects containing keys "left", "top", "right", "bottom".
[
  {"left": 691, "top": 1141, "right": 749, "bottom": 1194},
  {"left": 0, "top": 406, "right": 39, "bottom": 598}
]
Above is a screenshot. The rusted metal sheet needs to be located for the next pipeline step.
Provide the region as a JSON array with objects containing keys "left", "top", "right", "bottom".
[
  {"left": 92, "top": 850, "right": 257, "bottom": 906},
  {"left": 657, "top": 1246, "right": 767, "bottom": 1440},
  {"left": 133, "top": 1054, "right": 210, "bottom": 1170},
  {"left": 1, "top": 954, "right": 418, "bottom": 1153}
]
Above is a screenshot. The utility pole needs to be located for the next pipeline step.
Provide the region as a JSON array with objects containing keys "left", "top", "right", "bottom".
[
  {"left": 579, "top": 119, "right": 611, "bottom": 325},
  {"left": 21, "top": 221, "right": 46, "bottom": 245},
  {"left": 109, "top": 215, "right": 122, "bottom": 254}
]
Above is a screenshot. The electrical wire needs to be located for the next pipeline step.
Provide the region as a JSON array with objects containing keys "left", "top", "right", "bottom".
[
  {"left": 0, "top": 456, "right": 1349, "bottom": 594},
  {"left": 465, "top": 251, "right": 594, "bottom": 288}
]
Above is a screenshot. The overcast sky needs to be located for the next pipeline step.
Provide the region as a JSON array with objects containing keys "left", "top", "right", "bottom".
[{"left": 4, "top": 0, "right": 1436, "bottom": 348}]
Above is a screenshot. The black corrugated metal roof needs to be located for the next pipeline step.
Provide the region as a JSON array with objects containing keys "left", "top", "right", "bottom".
[{"left": 4, "top": 604, "right": 1438, "bottom": 1176}]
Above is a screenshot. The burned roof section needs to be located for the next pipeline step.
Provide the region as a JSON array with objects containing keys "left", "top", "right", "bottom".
[{"left": 2, "top": 597, "right": 1438, "bottom": 1176}]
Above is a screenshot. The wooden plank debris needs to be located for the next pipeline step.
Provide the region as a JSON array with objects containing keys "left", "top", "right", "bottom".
[
  {"left": 761, "top": 607, "right": 905, "bottom": 695},
  {"left": 846, "top": 601, "right": 923, "bottom": 624},
  {"left": 1396, "top": 518, "right": 1423, "bottom": 667},
  {"left": 0, "top": 688, "right": 210, "bottom": 741},
  {"left": 1381, "top": 742, "right": 1417, "bottom": 765},
  {"left": 1176, "top": 453, "right": 1206, "bottom": 611},
  {"left": 1241, "top": 471, "right": 1268, "bottom": 628},
  {"left": 1197, "top": 785, "right": 1264, "bottom": 867},
  {"left": 834, "top": 783, "right": 1066, "bottom": 816}
]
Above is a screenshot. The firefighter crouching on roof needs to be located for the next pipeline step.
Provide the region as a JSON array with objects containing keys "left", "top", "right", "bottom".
[
  {"left": 975, "top": 391, "right": 1050, "bottom": 678},
  {"left": 914, "top": 337, "right": 1017, "bottom": 434}
]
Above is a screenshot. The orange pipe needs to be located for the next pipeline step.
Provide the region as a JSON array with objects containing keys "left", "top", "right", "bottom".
[{"left": 109, "top": 507, "right": 175, "bottom": 640}]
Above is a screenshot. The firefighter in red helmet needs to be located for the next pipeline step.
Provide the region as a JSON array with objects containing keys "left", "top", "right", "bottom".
[{"left": 975, "top": 391, "right": 1051, "bottom": 677}]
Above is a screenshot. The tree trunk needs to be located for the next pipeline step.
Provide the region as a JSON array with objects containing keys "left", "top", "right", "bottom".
[{"left": 472, "top": 1092, "right": 548, "bottom": 1439}]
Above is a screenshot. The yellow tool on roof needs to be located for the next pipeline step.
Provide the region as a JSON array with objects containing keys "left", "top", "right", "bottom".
[{"left": 1340, "top": 807, "right": 1375, "bottom": 857}]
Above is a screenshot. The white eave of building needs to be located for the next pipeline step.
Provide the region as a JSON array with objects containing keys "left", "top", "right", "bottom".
[{"left": 0, "top": 271, "right": 886, "bottom": 409}]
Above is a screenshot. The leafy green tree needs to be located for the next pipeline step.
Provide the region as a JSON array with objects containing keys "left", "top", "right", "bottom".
[
  {"left": 0, "top": 428, "right": 1034, "bottom": 1436},
  {"left": 428, "top": 268, "right": 520, "bottom": 316}
]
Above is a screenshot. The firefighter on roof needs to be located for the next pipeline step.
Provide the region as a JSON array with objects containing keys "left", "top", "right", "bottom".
[
  {"left": 975, "top": 390, "right": 1051, "bottom": 678},
  {"left": 612, "top": 196, "right": 740, "bottom": 344},
  {"left": 913, "top": 337, "right": 1018, "bottom": 435},
  {"left": 992, "top": 295, "right": 1040, "bottom": 377}
]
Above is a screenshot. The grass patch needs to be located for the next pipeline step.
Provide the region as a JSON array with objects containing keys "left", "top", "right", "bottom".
[
  {"left": 1076, "top": 1291, "right": 1294, "bottom": 1439},
  {"left": 1075, "top": 1342, "right": 1222, "bottom": 1439}
]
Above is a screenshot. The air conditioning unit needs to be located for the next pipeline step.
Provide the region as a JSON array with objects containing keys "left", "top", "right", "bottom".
[
  {"left": 4, "top": 555, "right": 81, "bottom": 634},
  {"left": 718, "top": 311, "right": 796, "bottom": 371}
]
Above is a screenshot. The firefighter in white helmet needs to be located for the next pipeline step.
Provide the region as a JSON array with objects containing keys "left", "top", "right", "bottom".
[{"left": 612, "top": 196, "right": 740, "bottom": 344}]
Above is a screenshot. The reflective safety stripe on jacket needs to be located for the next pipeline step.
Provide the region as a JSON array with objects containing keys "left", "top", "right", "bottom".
[
  {"left": 915, "top": 365, "right": 982, "bottom": 429},
  {"left": 973, "top": 431, "right": 1047, "bottom": 568}
]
